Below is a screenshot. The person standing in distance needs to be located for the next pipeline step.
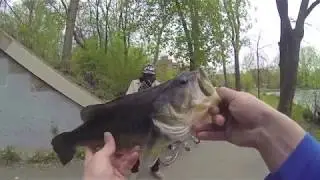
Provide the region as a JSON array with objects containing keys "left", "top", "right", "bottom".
[{"left": 125, "top": 64, "right": 163, "bottom": 179}]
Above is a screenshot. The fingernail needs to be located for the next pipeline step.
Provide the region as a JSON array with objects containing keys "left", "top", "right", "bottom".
[{"left": 104, "top": 132, "right": 111, "bottom": 137}]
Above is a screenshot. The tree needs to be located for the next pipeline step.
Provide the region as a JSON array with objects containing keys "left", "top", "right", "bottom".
[
  {"left": 254, "top": 33, "right": 270, "bottom": 98},
  {"left": 222, "top": 0, "right": 250, "bottom": 90},
  {"left": 61, "top": 0, "right": 80, "bottom": 72},
  {"left": 297, "top": 46, "right": 320, "bottom": 88},
  {"left": 204, "top": 0, "right": 231, "bottom": 87},
  {"left": 142, "top": 0, "right": 174, "bottom": 64},
  {"left": 276, "top": 0, "right": 320, "bottom": 116}
]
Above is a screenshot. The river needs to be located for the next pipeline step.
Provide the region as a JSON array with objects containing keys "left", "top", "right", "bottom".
[{"left": 265, "top": 89, "right": 320, "bottom": 111}]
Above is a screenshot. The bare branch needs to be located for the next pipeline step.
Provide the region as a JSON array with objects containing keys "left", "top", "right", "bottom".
[
  {"left": 60, "top": 0, "right": 68, "bottom": 12},
  {"left": 295, "top": 0, "right": 309, "bottom": 33},
  {"left": 305, "top": 0, "right": 320, "bottom": 18},
  {"left": 3, "top": 0, "right": 22, "bottom": 23}
]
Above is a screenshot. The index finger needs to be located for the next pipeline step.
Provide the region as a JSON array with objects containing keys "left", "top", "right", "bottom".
[
  {"left": 216, "top": 87, "right": 237, "bottom": 104},
  {"left": 84, "top": 147, "right": 94, "bottom": 165}
]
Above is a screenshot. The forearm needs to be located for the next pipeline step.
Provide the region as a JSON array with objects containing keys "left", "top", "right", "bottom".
[{"left": 256, "top": 108, "right": 306, "bottom": 173}]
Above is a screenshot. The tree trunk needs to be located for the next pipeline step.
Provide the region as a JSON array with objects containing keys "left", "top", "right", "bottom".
[
  {"left": 277, "top": 30, "right": 301, "bottom": 116},
  {"left": 256, "top": 36, "right": 260, "bottom": 99},
  {"left": 222, "top": 59, "right": 229, "bottom": 87},
  {"left": 275, "top": 0, "right": 320, "bottom": 116},
  {"left": 153, "top": 25, "right": 165, "bottom": 65},
  {"left": 104, "top": 0, "right": 112, "bottom": 53},
  {"left": 234, "top": 47, "right": 241, "bottom": 90},
  {"left": 190, "top": 0, "right": 201, "bottom": 70},
  {"left": 175, "top": 0, "right": 194, "bottom": 70},
  {"left": 95, "top": 0, "right": 102, "bottom": 48},
  {"left": 123, "top": 1, "right": 129, "bottom": 62},
  {"left": 61, "top": 0, "right": 80, "bottom": 72}
]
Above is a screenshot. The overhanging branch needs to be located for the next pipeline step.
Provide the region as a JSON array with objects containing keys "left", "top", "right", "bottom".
[
  {"left": 305, "top": 0, "right": 320, "bottom": 18},
  {"left": 296, "top": 0, "right": 309, "bottom": 30}
]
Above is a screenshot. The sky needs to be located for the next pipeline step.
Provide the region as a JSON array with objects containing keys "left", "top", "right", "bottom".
[{"left": 240, "top": 0, "right": 320, "bottom": 66}]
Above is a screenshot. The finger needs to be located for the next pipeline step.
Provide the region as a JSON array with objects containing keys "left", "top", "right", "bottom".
[
  {"left": 214, "top": 115, "right": 226, "bottom": 126},
  {"left": 100, "top": 132, "right": 116, "bottom": 156},
  {"left": 84, "top": 147, "right": 93, "bottom": 165},
  {"left": 209, "top": 106, "right": 219, "bottom": 115},
  {"left": 193, "top": 115, "right": 226, "bottom": 132},
  {"left": 197, "top": 131, "right": 226, "bottom": 141},
  {"left": 118, "top": 151, "right": 140, "bottom": 175},
  {"left": 216, "top": 87, "right": 237, "bottom": 104},
  {"left": 192, "top": 122, "right": 214, "bottom": 132}
]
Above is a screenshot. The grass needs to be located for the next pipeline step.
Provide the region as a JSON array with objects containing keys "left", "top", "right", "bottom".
[
  {"left": 248, "top": 89, "right": 305, "bottom": 121},
  {"left": 27, "top": 151, "right": 59, "bottom": 164},
  {"left": 0, "top": 146, "right": 22, "bottom": 165},
  {"left": 259, "top": 93, "right": 305, "bottom": 122},
  {"left": 0, "top": 146, "right": 86, "bottom": 166},
  {"left": 250, "top": 91, "right": 320, "bottom": 140}
]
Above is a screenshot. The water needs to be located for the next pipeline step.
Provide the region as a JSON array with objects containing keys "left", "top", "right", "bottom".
[{"left": 265, "top": 89, "right": 320, "bottom": 111}]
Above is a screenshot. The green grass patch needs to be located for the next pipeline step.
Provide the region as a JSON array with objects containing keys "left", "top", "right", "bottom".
[
  {"left": 0, "top": 146, "right": 86, "bottom": 166},
  {"left": 0, "top": 146, "right": 22, "bottom": 165},
  {"left": 75, "top": 147, "right": 85, "bottom": 160},
  {"left": 259, "top": 94, "right": 305, "bottom": 122},
  {"left": 27, "top": 151, "right": 59, "bottom": 164},
  {"left": 252, "top": 92, "right": 320, "bottom": 140}
]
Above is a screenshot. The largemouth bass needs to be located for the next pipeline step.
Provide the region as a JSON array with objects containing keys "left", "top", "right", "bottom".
[{"left": 51, "top": 68, "right": 221, "bottom": 168}]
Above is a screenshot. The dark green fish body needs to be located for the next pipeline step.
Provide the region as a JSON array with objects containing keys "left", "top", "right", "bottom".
[{"left": 51, "top": 69, "right": 221, "bottom": 167}]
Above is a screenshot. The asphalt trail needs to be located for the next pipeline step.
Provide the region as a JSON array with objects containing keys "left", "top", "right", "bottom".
[{"left": 0, "top": 142, "right": 268, "bottom": 180}]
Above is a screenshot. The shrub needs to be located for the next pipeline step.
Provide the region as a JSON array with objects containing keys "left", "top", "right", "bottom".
[
  {"left": 0, "top": 146, "right": 21, "bottom": 165},
  {"left": 27, "top": 151, "right": 58, "bottom": 164}
]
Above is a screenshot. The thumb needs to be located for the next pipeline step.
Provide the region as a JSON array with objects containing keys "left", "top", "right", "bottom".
[{"left": 101, "top": 132, "right": 116, "bottom": 156}]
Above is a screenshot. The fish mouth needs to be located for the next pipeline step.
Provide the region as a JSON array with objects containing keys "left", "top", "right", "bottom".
[{"left": 197, "top": 68, "right": 214, "bottom": 96}]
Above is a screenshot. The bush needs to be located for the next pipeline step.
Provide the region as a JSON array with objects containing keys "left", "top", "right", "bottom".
[
  {"left": 242, "top": 73, "right": 255, "bottom": 92},
  {"left": 303, "top": 108, "right": 313, "bottom": 121},
  {"left": 75, "top": 147, "right": 85, "bottom": 160},
  {"left": 71, "top": 35, "right": 148, "bottom": 99},
  {"left": 27, "top": 151, "right": 59, "bottom": 164},
  {"left": 0, "top": 146, "right": 21, "bottom": 165}
]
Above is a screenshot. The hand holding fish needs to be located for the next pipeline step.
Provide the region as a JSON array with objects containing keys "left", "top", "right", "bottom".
[
  {"left": 193, "top": 87, "right": 272, "bottom": 148},
  {"left": 193, "top": 87, "right": 306, "bottom": 172},
  {"left": 83, "top": 132, "right": 140, "bottom": 180}
]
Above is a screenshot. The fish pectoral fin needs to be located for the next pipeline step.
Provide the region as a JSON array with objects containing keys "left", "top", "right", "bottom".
[{"left": 139, "top": 137, "right": 168, "bottom": 168}]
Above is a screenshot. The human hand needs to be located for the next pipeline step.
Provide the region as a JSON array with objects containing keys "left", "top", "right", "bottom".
[
  {"left": 83, "top": 132, "right": 140, "bottom": 180},
  {"left": 193, "top": 87, "right": 287, "bottom": 148},
  {"left": 193, "top": 87, "right": 306, "bottom": 172}
]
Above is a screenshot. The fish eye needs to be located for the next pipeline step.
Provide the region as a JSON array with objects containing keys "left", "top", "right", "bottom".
[{"left": 178, "top": 77, "right": 188, "bottom": 85}]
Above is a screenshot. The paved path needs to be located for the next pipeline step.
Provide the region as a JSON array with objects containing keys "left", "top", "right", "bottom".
[
  {"left": 0, "top": 141, "right": 268, "bottom": 180},
  {"left": 134, "top": 141, "right": 268, "bottom": 180}
]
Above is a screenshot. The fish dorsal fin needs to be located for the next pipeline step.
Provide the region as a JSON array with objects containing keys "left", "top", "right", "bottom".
[{"left": 80, "top": 79, "right": 173, "bottom": 123}]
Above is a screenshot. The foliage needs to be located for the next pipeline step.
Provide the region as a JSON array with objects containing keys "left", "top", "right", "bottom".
[
  {"left": 27, "top": 151, "right": 59, "bottom": 164},
  {"left": 75, "top": 147, "right": 85, "bottom": 160},
  {"left": 260, "top": 94, "right": 305, "bottom": 122},
  {"left": 241, "top": 72, "right": 254, "bottom": 92},
  {"left": 0, "top": 146, "right": 22, "bottom": 165},
  {"left": 0, "top": 0, "right": 252, "bottom": 99},
  {"left": 297, "top": 46, "right": 320, "bottom": 89},
  {"left": 71, "top": 35, "right": 148, "bottom": 99}
]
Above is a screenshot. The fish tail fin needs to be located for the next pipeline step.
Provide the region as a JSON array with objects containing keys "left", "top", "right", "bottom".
[{"left": 51, "top": 132, "right": 76, "bottom": 165}]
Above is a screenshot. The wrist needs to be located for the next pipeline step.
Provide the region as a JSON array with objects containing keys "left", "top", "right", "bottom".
[{"left": 255, "top": 108, "right": 306, "bottom": 172}]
